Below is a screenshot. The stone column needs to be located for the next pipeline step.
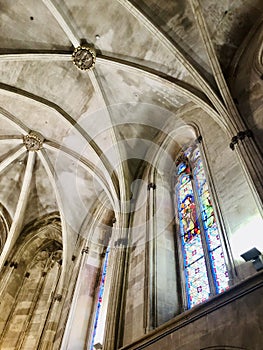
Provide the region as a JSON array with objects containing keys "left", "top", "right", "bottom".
[
  {"left": 146, "top": 182, "right": 157, "bottom": 331},
  {"left": 59, "top": 246, "right": 89, "bottom": 350},
  {"left": 61, "top": 245, "right": 104, "bottom": 350},
  {"left": 103, "top": 219, "right": 128, "bottom": 350}
]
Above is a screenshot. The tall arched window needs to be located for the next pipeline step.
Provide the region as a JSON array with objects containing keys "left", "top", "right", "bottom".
[
  {"left": 90, "top": 247, "right": 110, "bottom": 350},
  {"left": 175, "top": 144, "right": 229, "bottom": 309}
]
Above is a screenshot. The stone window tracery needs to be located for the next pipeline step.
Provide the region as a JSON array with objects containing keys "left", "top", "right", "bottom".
[{"left": 175, "top": 144, "right": 229, "bottom": 308}]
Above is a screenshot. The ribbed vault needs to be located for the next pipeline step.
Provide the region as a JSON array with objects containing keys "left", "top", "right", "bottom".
[{"left": 0, "top": 0, "right": 262, "bottom": 292}]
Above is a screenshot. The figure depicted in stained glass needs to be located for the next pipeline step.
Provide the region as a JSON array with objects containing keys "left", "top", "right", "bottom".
[{"left": 176, "top": 144, "right": 229, "bottom": 309}]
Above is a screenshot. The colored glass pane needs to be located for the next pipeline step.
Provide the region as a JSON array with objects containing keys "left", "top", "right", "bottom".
[
  {"left": 177, "top": 175, "right": 201, "bottom": 242},
  {"left": 185, "top": 258, "right": 210, "bottom": 307},
  {"left": 192, "top": 148, "right": 201, "bottom": 161},
  {"left": 176, "top": 146, "right": 229, "bottom": 309},
  {"left": 184, "top": 147, "right": 193, "bottom": 158},
  {"left": 210, "top": 246, "right": 229, "bottom": 293},
  {"left": 205, "top": 225, "right": 221, "bottom": 250},
  {"left": 182, "top": 234, "right": 203, "bottom": 266},
  {"left": 177, "top": 171, "right": 209, "bottom": 308},
  {"left": 90, "top": 248, "right": 110, "bottom": 350},
  {"left": 177, "top": 162, "right": 187, "bottom": 175},
  {"left": 194, "top": 158, "right": 229, "bottom": 294}
]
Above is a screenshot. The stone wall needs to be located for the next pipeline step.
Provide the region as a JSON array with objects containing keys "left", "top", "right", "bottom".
[
  {"left": 120, "top": 272, "right": 263, "bottom": 350},
  {"left": 122, "top": 103, "right": 263, "bottom": 346}
]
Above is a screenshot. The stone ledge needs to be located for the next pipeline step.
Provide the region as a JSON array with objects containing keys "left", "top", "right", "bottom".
[{"left": 120, "top": 270, "right": 263, "bottom": 350}]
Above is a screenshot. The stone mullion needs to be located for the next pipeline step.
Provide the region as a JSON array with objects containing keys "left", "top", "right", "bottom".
[{"left": 103, "top": 223, "right": 127, "bottom": 350}]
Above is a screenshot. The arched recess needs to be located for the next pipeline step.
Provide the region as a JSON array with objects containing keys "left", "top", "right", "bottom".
[
  {"left": 124, "top": 102, "right": 263, "bottom": 339},
  {"left": 61, "top": 194, "right": 115, "bottom": 350},
  {"left": 0, "top": 213, "right": 65, "bottom": 350}
]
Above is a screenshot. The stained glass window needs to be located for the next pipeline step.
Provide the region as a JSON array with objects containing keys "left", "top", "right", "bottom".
[
  {"left": 176, "top": 145, "right": 229, "bottom": 309},
  {"left": 90, "top": 247, "right": 110, "bottom": 350}
]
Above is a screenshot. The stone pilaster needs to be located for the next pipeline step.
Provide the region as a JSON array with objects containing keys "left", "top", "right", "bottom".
[{"left": 103, "top": 219, "right": 128, "bottom": 350}]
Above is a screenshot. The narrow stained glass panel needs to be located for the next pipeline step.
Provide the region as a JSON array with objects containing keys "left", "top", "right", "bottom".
[
  {"left": 186, "top": 258, "right": 210, "bottom": 307},
  {"left": 194, "top": 158, "right": 229, "bottom": 294},
  {"left": 176, "top": 146, "right": 229, "bottom": 310},
  {"left": 182, "top": 234, "right": 203, "bottom": 266},
  {"left": 90, "top": 248, "right": 110, "bottom": 350},
  {"left": 210, "top": 247, "right": 229, "bottom": 292},
  {"left": 177, "top": 173, "right": 210, "bottom": 308}
]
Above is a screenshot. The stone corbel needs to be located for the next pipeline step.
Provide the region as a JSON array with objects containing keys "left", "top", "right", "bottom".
[{"left": 230, "top": 130, "right": 253, "bottom": 150}]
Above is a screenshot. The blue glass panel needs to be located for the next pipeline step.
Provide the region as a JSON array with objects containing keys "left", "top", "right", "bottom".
[
  {"left": 185, "top": 258, "right": 210, "bottom": 308},
  {"left": 177, "top": 162, "right": 187, "bottom": 175},
  {"left": 194, "top": 158, "right": 229, "bottom": 294},
  {"left": 192, "top": 148, "right": 201, "bottom": 161},
  {"left": 210, "top": 246, "right": 229, "bottom": 293},
  {"left": 182, "top": 233, "right": 203, "bottom": 266},
  {"left": 90, "top": 248, "right": 110, "bottom": 350}
]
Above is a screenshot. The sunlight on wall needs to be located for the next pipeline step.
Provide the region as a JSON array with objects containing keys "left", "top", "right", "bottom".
[{"left": 230, "top": 215, "right": 263, "bottom": 261}]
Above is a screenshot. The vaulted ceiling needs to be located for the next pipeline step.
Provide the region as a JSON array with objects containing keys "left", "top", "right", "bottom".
[{"left": 0, "top": 0, "right": 262, "bottom": 282}]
